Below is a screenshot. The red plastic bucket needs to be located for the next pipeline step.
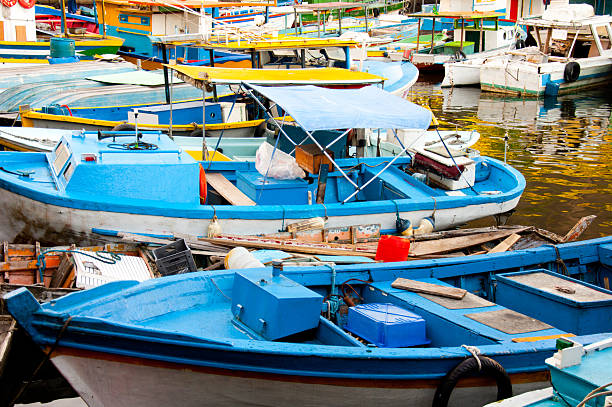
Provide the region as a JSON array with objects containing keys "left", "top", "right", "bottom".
[{"left": 375, "top": 235, "right": 411, "bottom": 262}]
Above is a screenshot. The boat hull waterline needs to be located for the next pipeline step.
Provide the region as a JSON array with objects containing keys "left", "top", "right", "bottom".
[{"left": 0, "top": 186, "right": 521, "bottom": 244}]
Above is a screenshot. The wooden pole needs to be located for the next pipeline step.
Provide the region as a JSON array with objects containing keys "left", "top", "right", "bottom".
[{"left": 202, "top": 87, "right": 208, "bottom": 161}]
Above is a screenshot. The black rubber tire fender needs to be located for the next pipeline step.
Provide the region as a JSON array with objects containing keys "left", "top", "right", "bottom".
[
  {"left": 564, "top": 61, "right": 580, "bottom": 83},
  {"left": 432, "top": 356, "right": 512, "bottom": 407},
  {"left": 515, "top": 39, "right": 526, "bottom": 49},
  {"left": 111, "top": 123, "right": 136, "bottom": 132}
]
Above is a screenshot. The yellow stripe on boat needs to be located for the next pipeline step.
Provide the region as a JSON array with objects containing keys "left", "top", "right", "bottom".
[
  {"left": 167, "top": 66, "right": 387, "bottom": 87},
  {"left": 20, "top": 110, "right": 268, "bottom": 132},
  {"left": 511, "top": 333, "right": 576, "bottom": 343}
]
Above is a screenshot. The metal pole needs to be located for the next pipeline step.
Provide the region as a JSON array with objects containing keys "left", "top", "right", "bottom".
[
  {"left": 100, "top": 0, "right": 107, "bottom": 37},
  {"left": 60, "top": 0, "right": 68, "bottom": 36},
  {"left": 209, "top": 48, "right": 218, "bottom": 101},
  {"left": 202, "top": 87, "right": 208, "bottom": 161},
  {"left": 169, "top": 70, "right": 173, "bottom": 139},
  {"left": 161, "top": 44, "right": 171, "bottom": 105},
  {"left": 430, "top": 17, "right": 435, "bottom": 54}
]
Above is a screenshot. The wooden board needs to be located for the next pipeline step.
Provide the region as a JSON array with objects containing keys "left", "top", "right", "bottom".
[
  {"left": 206, "top": 173, "right": 255, "bottom": 206},
  {"left": 409, "top": 228, "right": 528, "bottom": 256},
  {"left": 465, "top": 309, "right": 553, "bottom": 334},
  {"left": 200, "top": 236, "right": 377, "bottom": 258},
  {"left": 391, "top": 278, "right": 467, "bottom": 299},
  {"left": 488, "top": 233, "right": 522, "bottom": 253},
  {"left": 419, "top": 292, "right": 494, "bottom": 309}
]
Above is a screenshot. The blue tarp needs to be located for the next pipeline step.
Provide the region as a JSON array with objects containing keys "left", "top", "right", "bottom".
[{"left": 246, "top": 84, "right": 433, "bottom": 132}]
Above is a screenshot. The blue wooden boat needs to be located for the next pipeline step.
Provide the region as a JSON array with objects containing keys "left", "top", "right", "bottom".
[
  {"left": 5, "top": 237, "right": 612, "bottom": 406},
  {"left": 485, "top": 336, "right": 612, "bottom": 406},
  {"left": 0, "top": 84, "right": 524, "bottom": 244}
]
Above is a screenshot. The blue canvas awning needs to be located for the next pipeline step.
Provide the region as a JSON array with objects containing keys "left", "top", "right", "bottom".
[{"left": 245, "top": 84, "right": 433, "bottom": 132}]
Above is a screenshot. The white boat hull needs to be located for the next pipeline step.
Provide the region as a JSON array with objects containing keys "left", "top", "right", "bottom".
[
  {"left": 51, "top": 350, "right": 548, "bottom": 407},
  {"left": 0, "top": 186, "right": 521, "bottom": 244},
  {"left": 480, "top": 54, "right": 612, "bottom": 96}
]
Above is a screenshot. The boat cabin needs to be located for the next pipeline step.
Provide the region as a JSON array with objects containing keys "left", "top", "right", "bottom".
[{"left": 46, "top": 131, "right": 200, "bottom": 204}]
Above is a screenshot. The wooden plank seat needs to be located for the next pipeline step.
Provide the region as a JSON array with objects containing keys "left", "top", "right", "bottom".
[{"left": 206, "top": 173, "right": 255, "bottom": 206}]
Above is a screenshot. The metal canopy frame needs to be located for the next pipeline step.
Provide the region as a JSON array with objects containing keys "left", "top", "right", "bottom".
[{"left": 242, "top": 83, "right": 412, "bottom": 204}]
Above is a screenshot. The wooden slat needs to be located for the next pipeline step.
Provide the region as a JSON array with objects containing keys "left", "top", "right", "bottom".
[
  {"left": 409, "top": 228, "right": 528, "bottom": 256},
  {"left": 50, "top": 254, "right": 73, "bottom": 289},
  {"left": 562, "top": 215, "right": 597, "bottom": 242},
  {"left": 199, "top": 236, "right": 377, "bottom": 258},
  {"left": 488, "top": 234, "right": 522, "bottom": 253},
  {"left": 391, "top": 278, "right": 467, "bottom": 299},
  {"left": 206, "top": 173, "right": 255, "bottom": 206}
]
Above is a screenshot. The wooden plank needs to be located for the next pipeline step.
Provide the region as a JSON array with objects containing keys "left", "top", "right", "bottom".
[
  {"left": 316, "top": 163, "right": 328, "bottom": 204},
  {"left": 50, "top": 254, "right": 73, "bottom": 289},
  {"left": 562, "top": 215, "right": 597, "bottom": 243},
  {"left": 206, "top": 173, "right": 255, "bottom": 206},
  {"left": 409, "top": 228, "right": 528, "bottom": 256},
  {"left": 0, "top": 317, "right": 16, "bottom": 377},
  {"left": 488, "top": 233, "right": 522, "bottom": 253},
  {"left": 199, "top": 236, "right": 377, "bottom": 258},
  {"left": 391, "top": 278, "right": 467, "bottom": 299}
]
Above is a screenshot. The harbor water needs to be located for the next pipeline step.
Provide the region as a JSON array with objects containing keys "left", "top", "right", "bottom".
[{"left": 406, "top": 83, "right": 612, "bottom": 239}]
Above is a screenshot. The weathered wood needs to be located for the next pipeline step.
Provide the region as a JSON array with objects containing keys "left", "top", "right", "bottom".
[
  {"left": 409, "top": 228, "right": 529, "bottom": 256},
  {"left": 410, "top": 225, "right": 528, "bottom": 242},
  {"left": 199, "top": 236, "right": 377, "bottom": 258},
  {"left": 316, "top": 163, "right": 328, "bottom": 204},
  {"left": 562, "top": 215, "right": 597, "bottom": 243},
  {"left": 50, "top": 254, "right": 73, "bottom": 289},
  {"left": 206, "top": 173, "right": 255, "bottom": 206},
  {"left": 488, "top": 234, "right": 522, "bottom": 254},
  {"left": 391, "top": 278, "right": 467, "bottom": 299},
  {"left": 0, "top": 317, "right": 16, "bottom": 377},
  {"left": 203, "top": 261, "right": 224, "bottom": 271}
]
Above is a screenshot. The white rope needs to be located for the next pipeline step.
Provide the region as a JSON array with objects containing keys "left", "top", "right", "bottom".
[{"left": 461, "top": 345, "right": 482, "bottom": 371}]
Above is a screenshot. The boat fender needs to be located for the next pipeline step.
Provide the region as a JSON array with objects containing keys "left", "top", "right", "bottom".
[
  {"left": 432, "top": 356, "right": 512, "bottom": 407},
  {"left": 208, "top": 216, "right": 222, "bottom": 238},
  {"left": 396, "top": 217, "right": 412, "bottom": 236},
  {"left": 413, "top": 218, "right": 434, "bottom": 235},
  {"left": 111, "top": 123, "right": 136, "bottom": 132},
  {"left": 515, "top": 39, "right": 526, "bottom": 49},
  {"left": 563, "top": 62, "right": 580, "bottom": 83},
  {"left": 18, "top": 0, "right": 35, "bottom": 8},
  {"left": 199, "top": 164, "right": 207, "bottom": 204},
  {"left": 1, "top": 0, "right": 17, "bottom": 7},
  {"left": 453, "top": 49, "right": 467, "bottom": 61}
]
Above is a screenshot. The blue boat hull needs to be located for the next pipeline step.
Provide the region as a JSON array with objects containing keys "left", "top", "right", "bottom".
[{"left": 6, "top": 237, "right": 612, "bottom": 406}]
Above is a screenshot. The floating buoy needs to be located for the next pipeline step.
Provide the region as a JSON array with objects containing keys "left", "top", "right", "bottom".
[{"left": 2, "top": 0, "right": 17, "bottom": 8}]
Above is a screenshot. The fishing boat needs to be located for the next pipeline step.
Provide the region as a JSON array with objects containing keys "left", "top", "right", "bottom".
[
  {"left": 479, "top": 5, "right": 612, "bottom": 97},
  {"left": 18, "top": 66, "right": 386, "bottom": 136},
  {"left": 484, "top": 335, "right": 612, "bottom": 406},
  {"left": 0, "top": 83, "right": 524, "bottom": 244},
  {"left": 5, "top": 236, "right": 612, "bottom": 406},
  {"left": 0, "top": 0, "right": 123, "bottom": 63}
]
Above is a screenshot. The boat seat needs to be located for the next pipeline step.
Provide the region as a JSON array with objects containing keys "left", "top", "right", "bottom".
[
  {"left": 206, "top": 173, "right": 255, "bottom": 206},
  {"left": 368, "top": 278, "right": 566, "bottom": 343}
]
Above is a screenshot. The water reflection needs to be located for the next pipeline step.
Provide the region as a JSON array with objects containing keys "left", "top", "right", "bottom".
[{"left": 406, "top": 84, "right": 612, "bottom": 239}]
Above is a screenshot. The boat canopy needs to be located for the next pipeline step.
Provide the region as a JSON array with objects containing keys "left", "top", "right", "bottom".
[
  {"left": 192, "top": 37, "right": 358, "bottom": 51},
  {"left": 168, "top": 65, "right": 386, "bottom": 87},
  {"left": 246, "top": 84, "right": 432, "bottom": 131}
]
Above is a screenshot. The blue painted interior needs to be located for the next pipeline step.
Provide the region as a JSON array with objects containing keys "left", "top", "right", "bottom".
[{"left": 495, "top": 269, "right": 612, "bottom": 335}]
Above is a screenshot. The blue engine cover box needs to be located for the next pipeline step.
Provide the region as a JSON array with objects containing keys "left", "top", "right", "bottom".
[
  {"left": 231, "top": 269, "right": 323, "bottom": 340},
  {"left": 235, "top": 171, "right": 308, "bottom": 205},
  {"left": 345, "top": 303, "right": 430, "bottom": 347}
]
